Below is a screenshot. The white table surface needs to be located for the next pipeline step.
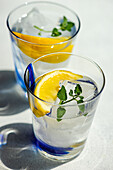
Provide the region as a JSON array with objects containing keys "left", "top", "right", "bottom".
[{"left": 0, "top": 0, "right": 113, "bottom": 169}]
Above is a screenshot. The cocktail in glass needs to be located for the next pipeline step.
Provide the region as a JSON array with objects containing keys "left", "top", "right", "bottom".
[
  {"left": 24, "top": 52, "right": 105, "bottom": 162},
  {"left": 7, "top": 1, "right": 80, "bottom": 91}
]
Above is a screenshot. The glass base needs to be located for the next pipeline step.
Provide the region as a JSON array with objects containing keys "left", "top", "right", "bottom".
[
  {"left": 33, "top": 117, "right": 86, "bottom": 162},
  {"left": 34, "top": 137, "right": 85, "bottom": 162},
  {"left": 38, "top": 146, "right": 83, "bottom": 162}
]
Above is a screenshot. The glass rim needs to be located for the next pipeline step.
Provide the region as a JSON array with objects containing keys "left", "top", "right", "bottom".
[
  {"left": 24, "top": 52, "right": 105, "bottom": 107},
  {"left": 6, "top": 1, "right": 81, "bottom": 46}
]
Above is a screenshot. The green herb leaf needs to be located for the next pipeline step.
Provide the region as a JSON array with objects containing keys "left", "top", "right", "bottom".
[
  {"left": 74, "top": 84, "right": 82, "bottom": 95},
  {"left": 60, "top": 16, "right": 68, "bottom": 31},
  {"left": 69, "top": 89, "right": 73, "bottom": 96},
  {"left": 79, "top": 96, "right": 84, "bottom": 100},
  {"left": 57, "top": 118, "right": 62, "bottom": 122},
  {"left": 57, "top": 85, "right": 67, "bottom": 101},
  {"left": 57, "top": 106, "right": 66, "bottom": 121},
  {"left": 84, "top": 113, "right": 88, "bottom": 116},
  {"left": 38, "top": 32, "right": 41, "bottom": 36},
  {"left": 78, "top": 104, "right": 85, "bottom": 113},
  {"left": 60, "top": 16, "right": 74, "bottom": 32},
  {"left": 66, "top": 22, "right": 74, "bottom": 31},
  {"left": 77, "top": 99, "right": 83, "bottom": 104},
  {"left": 77, "top": 99, "right": 85, "bottom": 112},
  {"left": 51, "top": 28, "right": 61, "bottom": 37}
]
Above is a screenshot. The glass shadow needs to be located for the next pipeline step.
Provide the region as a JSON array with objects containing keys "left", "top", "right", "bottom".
[
  {"left": 0, "top": 70, "right": 29, "bottom": 116},
  {"left": 0, "top": 123, "right": 64, "bottom": 170}
]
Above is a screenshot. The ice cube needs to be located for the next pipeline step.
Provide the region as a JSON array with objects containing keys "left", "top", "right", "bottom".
[
  {"left": 13, "top": 8, "right": 53, "bottom": 37},
  {"left": 12, "top": 8, "right": 75, "bottom": 38},
  {"left": 50, "top": 77, "right": 98, "bottom": 119},
  {"left": 21, "top": 8, "right": 52, "bottom": 36},
  {"left": 76, "top": 76, "right": 98, "bottom": 101}
]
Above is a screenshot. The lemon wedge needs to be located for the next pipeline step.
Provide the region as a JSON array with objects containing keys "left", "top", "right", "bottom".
[
  {"left": 13, "top": 32, "right": 74, "bottom": 62},
  {"left": 33, "top": 70, "right": 83, "bottom": 117}
]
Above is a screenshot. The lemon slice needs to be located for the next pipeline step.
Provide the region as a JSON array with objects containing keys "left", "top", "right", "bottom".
[
  {"left": 33, "top": 70, "right": 83, "bottom": 117},
  {"left": 13, "top": 32, "right": 73, "bottom": 62}
]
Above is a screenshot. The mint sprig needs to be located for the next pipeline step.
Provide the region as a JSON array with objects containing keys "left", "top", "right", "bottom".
[
  {"left": 34, "top": 16, "right": 75, "bottom": 37},
  {"left": 34, "top": 25, "right": 51, "bottom": 33},
  {"left": 57, "top": 84, "right": 87, "bottom": 121}
]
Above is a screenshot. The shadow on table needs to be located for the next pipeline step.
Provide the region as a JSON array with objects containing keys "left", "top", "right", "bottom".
[
  {"left": 0, "top": 123, "right": 64, "bottom": 170},
  {"left": 0, "top": 70, "right": 29, "bottom": 116}
]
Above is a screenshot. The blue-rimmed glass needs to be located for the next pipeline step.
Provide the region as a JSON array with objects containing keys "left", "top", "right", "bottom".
[{"left": 24, "top": 52, "right": 105, "bottom": 162}]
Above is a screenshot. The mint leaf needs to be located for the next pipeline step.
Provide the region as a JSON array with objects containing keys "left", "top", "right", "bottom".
[
  {"left": 78, "top": 104, "right": 85, "bottom": 113},
  {"left": 77, "top": 99, "right": 84, "bottom": 104},
  {"left": 77, "top": 99, "right": 85, "bottom": 112},
  {"left": 79, "top": 96, "right": 84, "bottom": 100},
  {"left": 57, "top": 106, "right": 66, "bottom": 121},
  {"left": 84, "top": 113, "right": 88, "bottom": 116},
  {"left": 60, "top": 16, "right": 74, "bottom": 32},
  {"left": 51, "top": 28, "right": 61, "bottom": 37},
  {"left": 60, "top": 16, "right": 68, "bottom": 31},
  {"left": 66, "top": 22, "right": 74, "bottom": 31},
  {"left": 57, "top": 85, "right": 67, "bottom": 101},
  {"left": 69, "top": 89, "right": 73, "bottom": 96},
  {"left": 57, "top": 118, "right": 62, "bottom": 122},
  {"left": 38, "top": 32, "right": 41, "bottom": 36},
  {"left": 74, "top": 84, "right": 82, "bottom": 95}
]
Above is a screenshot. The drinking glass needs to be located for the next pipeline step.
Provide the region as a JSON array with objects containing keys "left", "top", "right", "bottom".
[
  {"left": 24, "top": 52, "right": 105, "bottom": 162},
  {"left": 6, "top": 1, "right": 80, "bottom": 91}
]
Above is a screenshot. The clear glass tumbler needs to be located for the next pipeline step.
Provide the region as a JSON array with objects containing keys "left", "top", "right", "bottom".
[
  {"left": 24, "top": 52, "right": 105, "bottom": 162},
  {"left": 6, "top": 1, "right": 80, "bottom": 91}
]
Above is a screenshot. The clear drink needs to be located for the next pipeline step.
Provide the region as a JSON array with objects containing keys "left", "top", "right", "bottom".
[
  {"left": 24, "top": 53, "right": 105, "bottom": 161},
  {"left": 32, "top": 74, "right": 98, "bottom": 160}
]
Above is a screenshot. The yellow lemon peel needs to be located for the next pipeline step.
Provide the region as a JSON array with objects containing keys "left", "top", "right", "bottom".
[{"left": 13, "top": 32, "right": 73, "bottom": 62}]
